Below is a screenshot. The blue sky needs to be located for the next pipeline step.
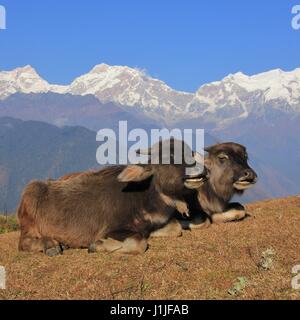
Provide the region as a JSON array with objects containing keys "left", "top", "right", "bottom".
[{"left": 0, "top": 0, "right": 299, "bottom": 92}]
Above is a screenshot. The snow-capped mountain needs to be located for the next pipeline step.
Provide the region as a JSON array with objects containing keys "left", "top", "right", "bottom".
[
  {"left": 0, "top": 64, "right": 193, "bottom": 122},
  {"left": 1, "top": 64, "right": 300, "bottom": 125},
  {"left": 0, "top": 65, "right": 66, "bottom": 99},
  {"left": 67, "top": 63, "right": 193, "bottom": 121},
  {"left": 186, "top": 68, "right": 300, "bottom": 125}
]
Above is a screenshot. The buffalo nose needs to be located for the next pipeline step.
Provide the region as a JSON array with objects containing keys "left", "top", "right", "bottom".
[{"left": 243, "top": 169, "right": 256, "bottom": 180}]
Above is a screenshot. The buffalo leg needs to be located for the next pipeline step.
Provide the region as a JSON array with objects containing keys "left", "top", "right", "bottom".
[
  {"left": 212, "top": 203, "right": 247, "bottom": 224},
  {"left": 18, "top": 206, "right": 44, "bottom": 252},
  {"left": 19, "top": 234, "right": 44, "bottom": 253},
  {"left": 150, "top": 218, "right": 182, "bottom": 238},
  {"left": 43, "top": 238, "right": 63, "bottom": 257},
  {"left": 119, "top": 235, "right": 148, "bottom": 254},
  {"left": 89, "top": 232, "right": 148, "bottom": 255},
  {"left": 19, "top": 222, "right": 44, "bottom": 253},
  {"left": 179, "top": 215, "right": 211, "bottom": 230}
]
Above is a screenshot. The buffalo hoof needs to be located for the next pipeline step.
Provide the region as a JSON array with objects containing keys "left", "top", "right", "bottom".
[
  {"left": 60, "top": 244, "right": 69, "bottom": 251},
  {"left": 88, "top": 243, "right": 96, "bottom": 254},
  {"left": 88, "top": 240, "right": 117, "bottom": 254},
  {"left": 45, "top": 246, "right": 63, "bottom": 257}
]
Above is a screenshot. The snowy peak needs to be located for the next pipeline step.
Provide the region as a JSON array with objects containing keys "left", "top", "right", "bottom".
[
  {"left": 200, "top": 68, "right": 300, "bottom": 104},
  {"left": 88, "top": 63, "right": 143, "bottom": 77},
  {"left": 227, "top": 68, "right": 300, "bottom": 103},
  {"left": 0, "top": 65, "right": 49, "bottom": 99},
  {"left": 68, "top": 64, "right": 193, "bottom": 120},
  {"left": 11, "top": 65, "right": 39, "bottom": 76},
  {"left": 187, "top": 68, "right": 300, "bottom": 124},
  {"left": 68, "top": 63, "right": 146, "bottom": 96},
  {"left": 0, "top": 65, "right": 67, "bottom": 99}
]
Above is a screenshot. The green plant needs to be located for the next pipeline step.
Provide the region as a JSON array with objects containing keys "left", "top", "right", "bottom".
[
  {"left": 0, "top": 215, "right": 19, "bottom": 234},
  {"left": 228, "top": 277, "right": 248, "bottom": 296}
]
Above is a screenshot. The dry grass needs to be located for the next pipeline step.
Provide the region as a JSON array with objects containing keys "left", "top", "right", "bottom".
[{"left": 0, "top": 196, "right": 300, "bottom": 300}]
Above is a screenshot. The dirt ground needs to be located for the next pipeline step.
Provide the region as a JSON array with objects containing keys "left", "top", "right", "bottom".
[{"left": 0, "top": 196, "right": 300, "bottom": 300}]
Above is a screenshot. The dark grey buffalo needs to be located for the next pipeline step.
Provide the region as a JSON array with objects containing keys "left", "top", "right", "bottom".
[
  {"left": 17, "top": 139, "right": 206, "bottom": 256},
  {"left": 183, "top": 142, "right": 258, "bottom": 228}
]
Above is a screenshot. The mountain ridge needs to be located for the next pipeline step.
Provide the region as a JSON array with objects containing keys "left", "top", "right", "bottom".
[{"left": 1, "top": 64, "right": 300, "bottom": 125}]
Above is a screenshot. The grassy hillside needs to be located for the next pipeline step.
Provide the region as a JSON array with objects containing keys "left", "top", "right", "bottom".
[
  {"left": 0, "top": 215, "right": 18, "bottom": 234},
  {"left": 0, "top": 196, "right": 299, "bottom": 300}
]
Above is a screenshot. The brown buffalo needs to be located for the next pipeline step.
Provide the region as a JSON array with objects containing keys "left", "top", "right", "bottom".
[
  {"left": 183, "top": 142, "right": 257, "bottom": 228},
  {"left": 17, "top": 139, "right": 206, "bottom": 256}
]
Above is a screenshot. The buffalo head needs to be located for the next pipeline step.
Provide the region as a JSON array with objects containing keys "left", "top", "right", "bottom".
[
  {"left": 118, "top": 139, "right": 206, "bottom": 198},
  {"left": 185, "top": 142, "right": 257, "bottom": 215}
]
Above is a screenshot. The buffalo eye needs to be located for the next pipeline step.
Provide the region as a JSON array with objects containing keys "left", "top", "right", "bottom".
[{"left": 217, "top": 153, "right": 229, "bottom": 161}]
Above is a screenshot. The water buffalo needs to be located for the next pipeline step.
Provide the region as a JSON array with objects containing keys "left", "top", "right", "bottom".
[
  {"left": 17, "top": 139, "right": 206, "bottom": 256},
  {"left": 183, "top": 142, "right": 257, "bottom": 228}
]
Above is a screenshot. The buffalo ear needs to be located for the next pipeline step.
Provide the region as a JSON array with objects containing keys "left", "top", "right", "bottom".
[{"left": 118, "top": 165, "right": 153, "bottom": 182}]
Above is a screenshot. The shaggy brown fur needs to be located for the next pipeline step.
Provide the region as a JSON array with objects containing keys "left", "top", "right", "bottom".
[{"left": 17, "top": 140, "right": 206, "bottom": 256}]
